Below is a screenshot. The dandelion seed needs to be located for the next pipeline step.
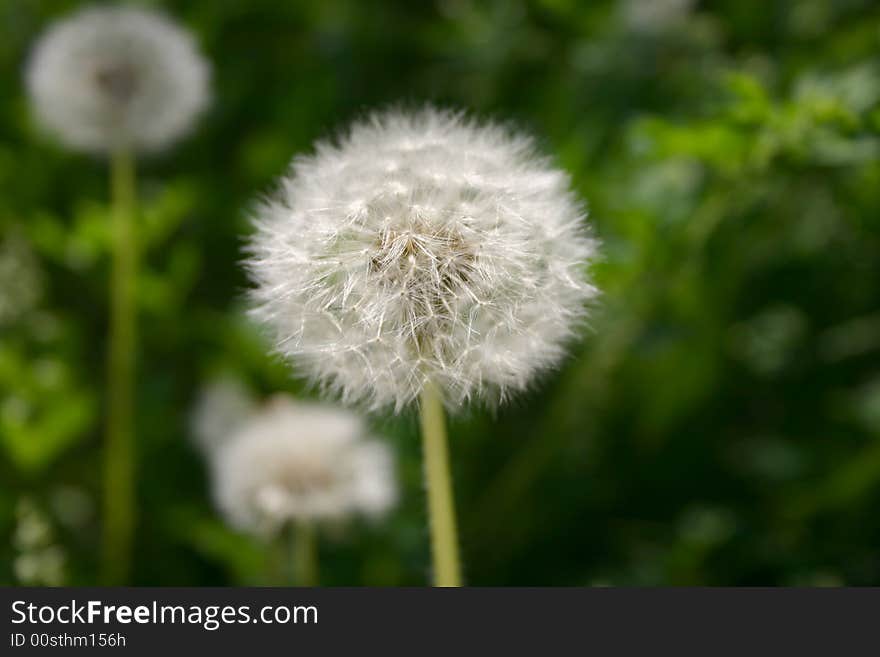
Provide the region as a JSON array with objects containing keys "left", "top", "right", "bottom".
[
  {"left": 25, "top": 4, "right": 211, "bottom": 585},
  {"left": 246, "top": 106, "right": 598, "bottom": 412},
  {"left": 26, "top": 5, "right": 210, "bottom": 153}
]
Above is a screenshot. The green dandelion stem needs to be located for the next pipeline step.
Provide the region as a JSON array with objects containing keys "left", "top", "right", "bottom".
[
  {"left": 102, "top": 144, "right": 137, "bottom": 585},
  {"left": 419, "top": 381, "right": 462, "bottom": 587},
  {"left": 291, "top": 521, "right": 318, "bottom": 587}
]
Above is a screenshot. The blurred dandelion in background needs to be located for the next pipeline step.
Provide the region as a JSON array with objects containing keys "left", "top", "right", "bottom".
[
  {"left": 247, "top": 107, "right": 598, "bottom": 412},
  {"left": 193, "top": 390, "right": 396, "bottom": 585},
  {"left": 24, "top": 3, "right": 211, "bottom": 585},
  {"left": 25, "top": 5, "right": 210, "bottom": 154},
  {"left": 246, "top": 106, "right": 597, "bottom": 585}
]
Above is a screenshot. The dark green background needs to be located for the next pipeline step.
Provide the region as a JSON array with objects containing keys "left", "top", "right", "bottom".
[{"left": 2, "top": 0, "right": 880, "bottom": 585}]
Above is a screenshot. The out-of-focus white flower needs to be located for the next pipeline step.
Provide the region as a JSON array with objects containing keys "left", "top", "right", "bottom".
[
  {"left": 190, "top": 377, "right": 256, "bottom": 453},
  {"left": 210, "top": 396, "right": 396, "bottom": 536},
  {"left": 247, "top": 107, "right": 598, "bottom": 412},
  {"left": 26, "top": 5, "right": 210, "bottom": 154},
  {"left": 0, "top": 233, "right": 43, "bottom": 326}
]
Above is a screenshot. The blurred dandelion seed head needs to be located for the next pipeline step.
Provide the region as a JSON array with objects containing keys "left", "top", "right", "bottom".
[
  {"left": 25, "top": 5, "right": 210, "bottom": 154},
  {"left": 247, "top": 107, "right": 598, "bottom": 412},
  {"left": 210, "top": 397, "right": 396, "bottom": 536}
]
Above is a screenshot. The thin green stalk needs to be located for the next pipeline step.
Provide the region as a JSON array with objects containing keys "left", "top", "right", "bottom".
[
  {"left": 102, "top": 145, "right": 137, "bottom": 585},
  {"left": 290, "top": 521, "right": 318, "bottom": 587},
  {"left": 419, "top": 381, "right": 462, "bottom": 586}
]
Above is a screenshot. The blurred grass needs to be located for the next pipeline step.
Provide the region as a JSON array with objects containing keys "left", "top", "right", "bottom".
[{"left": 1, "top": 0, "right": 880, "bottom": 585}]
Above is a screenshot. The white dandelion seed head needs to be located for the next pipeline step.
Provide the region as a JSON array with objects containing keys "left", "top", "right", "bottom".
[
  {"left": 246, "top": 107, "right": 599, "bottom": 412},
  {"left": 190, "top": 377, "right": 256, "bottom": 454},
  {"left": 212, "top": 397, "right": 396, "bottom": 536},
  {"left": 25, "top": 5, "right": 210, "bottom": 154}
]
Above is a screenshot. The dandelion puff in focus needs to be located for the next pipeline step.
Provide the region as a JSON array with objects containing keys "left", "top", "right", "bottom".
[
  {"left": 209, "top": 396, "right": 396, "bottom": 537},
  {"left": 246, "top": 106, "right": 599, "bottom": 412},
  {"left": 25, "top": 5, "right": 210, "bottom": 154}
]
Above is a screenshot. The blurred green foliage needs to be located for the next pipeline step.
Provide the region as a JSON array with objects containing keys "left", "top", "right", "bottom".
[{"left": 2, "top": 0, "right": 880, "bottom": 585}]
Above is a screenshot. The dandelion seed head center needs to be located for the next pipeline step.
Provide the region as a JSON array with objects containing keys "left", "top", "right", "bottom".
[
  {"left": 93, "top": 61, "right": 138, "bottom": 105},
  {"left": 366, "top": 215, "right": 478, "bottom": 334},
  {"left": 276, "top": 461, "right": 339, "bottom": 496}
]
